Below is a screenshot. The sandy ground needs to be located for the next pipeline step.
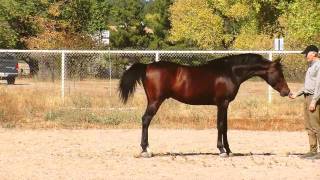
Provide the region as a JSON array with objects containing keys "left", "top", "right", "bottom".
[{"left": 0, "top": 129, "right": 318, "bottom": 180}]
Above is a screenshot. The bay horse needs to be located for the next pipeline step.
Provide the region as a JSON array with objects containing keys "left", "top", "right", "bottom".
[{"left": 119, "top": 53, "right": 290, "bottom": 158}]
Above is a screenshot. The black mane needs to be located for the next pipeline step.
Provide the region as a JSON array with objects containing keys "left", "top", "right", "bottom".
[
  {"left": 207, "top": 53, "right": 270, "bottom": 67},
  {"left": 151, "top": 53, "right": 279, "bottom": 70}
]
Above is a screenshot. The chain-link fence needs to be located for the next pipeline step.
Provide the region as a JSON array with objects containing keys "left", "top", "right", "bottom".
[
  {"left": 0, "top": 49, "right": 310, "bottom": 128},
  {"left": 0, "top": 49, "right": 307, "bottom": 103}
]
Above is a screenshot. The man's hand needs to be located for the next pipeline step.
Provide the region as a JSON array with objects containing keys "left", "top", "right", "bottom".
[
  {"left": 289, "top": 92, "right": 297, "bottom": 99},
  {"left": 309, "top": 101, "right": 317, "bottom": 112}
]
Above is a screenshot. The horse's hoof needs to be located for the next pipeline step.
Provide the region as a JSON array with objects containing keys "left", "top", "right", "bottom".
[
  {"left": 147, "top": 147, "right": 152, "bottom": 154},
  {"left": 134, "top": 151, "right": 153, "bottom": 158},
  {"left": 140, "top": 151, "right": 153, "bottom": 158},
  {"left": 219, "top": 152, "right": 228, "bottom": 158}
]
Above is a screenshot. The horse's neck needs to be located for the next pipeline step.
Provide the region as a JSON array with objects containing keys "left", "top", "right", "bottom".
[{"left": 234, "top": 64, "right": 268, "bottom": 85}]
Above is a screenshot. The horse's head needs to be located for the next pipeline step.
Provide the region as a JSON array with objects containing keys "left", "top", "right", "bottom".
[{"left": 264, "top": 58, "right": 290, "bottom": 97}]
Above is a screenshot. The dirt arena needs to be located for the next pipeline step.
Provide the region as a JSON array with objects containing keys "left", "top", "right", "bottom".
[{"left": 0, "top": 128, "right": 318, "bottom": 180}]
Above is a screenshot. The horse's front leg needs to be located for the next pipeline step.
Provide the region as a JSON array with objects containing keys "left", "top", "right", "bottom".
[
  {"left": 223, "top": 128, "right": 232, "bottom": 155},
  {"left": 217, "top": 100, "right": 232, "bottom": 157}
]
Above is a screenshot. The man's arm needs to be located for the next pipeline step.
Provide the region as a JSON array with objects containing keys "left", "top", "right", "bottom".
[
  {"left": 289, "top": 87, "right": 304, "bottom": 99},
  {"left": 296, "top": 87, "right": 305, "bottom": 97},
  {"left": 311, "top": 66, "right": 320, "bottom": 104}
]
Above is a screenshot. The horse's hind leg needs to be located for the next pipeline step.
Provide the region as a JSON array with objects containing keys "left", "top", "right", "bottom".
[
  {"left": 140, "top": 99, "right": 164, "bottom": 157},
  {"left": 223, "top": 131, "right": 232, "bottom": 155}
]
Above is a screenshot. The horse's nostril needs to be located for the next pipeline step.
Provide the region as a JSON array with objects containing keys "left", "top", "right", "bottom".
[{"left": 281, "top": 89, "right": 290, "bottom": 96}]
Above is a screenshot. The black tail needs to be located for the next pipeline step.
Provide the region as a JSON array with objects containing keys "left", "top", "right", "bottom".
[{"left": 119, "top": 63, "right": 147, "bottom": 104}]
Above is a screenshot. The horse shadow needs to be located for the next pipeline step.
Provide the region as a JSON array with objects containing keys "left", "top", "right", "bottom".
[
  {"left": 0, "top": 82, "right": 31, "bottom": 86},
  {"left": 152, "top": 152, "right": 304, "bottom": 157}
]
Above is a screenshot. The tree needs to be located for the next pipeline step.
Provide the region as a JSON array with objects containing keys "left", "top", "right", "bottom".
[
  {"left": 232, "top": 21, "right": 273, "bottom": 50},
  {"left": 279, "top": 0, "right": 320, "bottom": 49},
  {"left": 169, "top": 0, "right": 224, "bottom": 49},
  {"left": 1, "top": 0, "right": 320, "bottom": 51},
  {"left": 86, "top": 1, "right": 112, "bottom": 35},
  {"left": 108, "top": 0, "right": 150, "bottom": 49},
  {"left": 0, "top": 0, "right": 49, "bottom": 48},
  {"left": 0, "top": 18, "right": 17, "bottom": 48},
  {"left": 208, "top": 0, "right": 278, "bottom": 50},
  {"left": 143, "top": 0, "right": 173, "bottom": 49}
]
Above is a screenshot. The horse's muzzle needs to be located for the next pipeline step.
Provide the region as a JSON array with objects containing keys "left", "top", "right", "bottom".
[{"left": 280, "top": 89, "right": 290, "bottom": 97}]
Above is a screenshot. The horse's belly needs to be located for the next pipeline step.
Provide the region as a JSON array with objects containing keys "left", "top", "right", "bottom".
[{"left": 171, "top": 93, "right": 214, "bottom": 105}]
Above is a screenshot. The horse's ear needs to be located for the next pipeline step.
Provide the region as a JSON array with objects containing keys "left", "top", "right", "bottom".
[
  {"left": 272, "top": 57, "right": 283, "bottom": 69},
  {"left": 273, "top": 57, "right": 282, "bottom": 64}
]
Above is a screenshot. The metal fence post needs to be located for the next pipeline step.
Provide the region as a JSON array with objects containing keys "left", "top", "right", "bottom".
[
  {"left": 268, "top": 52, "right": 273, "bottom": 103},
  {"left": 108, "top": 47, "right": 112, "bottom": 96},
  {"left": 155, "top": 51, "right": 160, "bottom": 62},
  {"left": 61, "top": 51, "right": 65, "bottom": 99}
]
